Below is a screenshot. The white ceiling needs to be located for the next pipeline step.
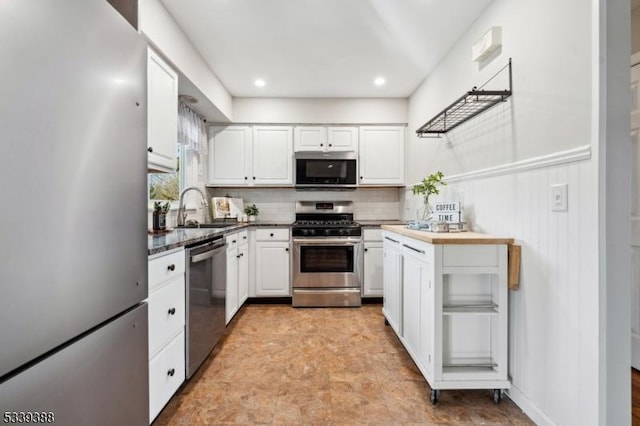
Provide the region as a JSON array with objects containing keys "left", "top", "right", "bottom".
[{"left": 160, "top": 0, "right": 494, "bottom": 98}]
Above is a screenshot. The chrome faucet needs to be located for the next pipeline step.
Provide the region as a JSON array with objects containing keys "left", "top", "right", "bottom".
[{"left": 177, "top": 186, "right": 209, "bottom": 226}]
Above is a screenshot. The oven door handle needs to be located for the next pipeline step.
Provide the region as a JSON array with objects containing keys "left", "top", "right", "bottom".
[{"left": 292, "top": 238, "right": 361, "bottom": 246}]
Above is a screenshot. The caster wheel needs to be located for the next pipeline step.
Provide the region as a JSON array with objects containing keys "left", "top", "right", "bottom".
[
  {"left": 430, "top": 389, "right": 439, "bottom": 405},
  {"left": 384, "top": 318, "right": 389, "bottom": 326},
  {"left": 493, "top": 389, "right": 502, "bottom": 404}
]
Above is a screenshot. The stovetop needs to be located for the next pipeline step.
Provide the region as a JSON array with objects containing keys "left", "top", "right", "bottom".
[{"left": 292, "top": 201, "right": 361, "bottom": 237}]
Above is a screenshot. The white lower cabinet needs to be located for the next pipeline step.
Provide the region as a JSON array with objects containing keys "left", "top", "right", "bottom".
[
  {"left": 255, "top": 228, "right": 290, "bottom": 296},
  {"left": 382, "top": 233, "right": 403, "bottom": 335},
  {"left": 382, "top": 230, "right": 510, "bottom": 404},
  {"left": 147, "top": 248, "right": 186, "bottom": 423},
  {"left": 226, "top": 230, "right": 249, "bottom": 324},
  {"left": 363, "top": 228, "right": 383, "bottom": 297}
]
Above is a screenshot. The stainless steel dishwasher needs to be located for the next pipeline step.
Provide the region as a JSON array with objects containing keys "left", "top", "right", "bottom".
[{"left": 185, "top": 237, "right": 226, "bottom": 378}]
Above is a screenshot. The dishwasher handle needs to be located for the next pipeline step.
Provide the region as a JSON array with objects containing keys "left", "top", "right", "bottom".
[{"left": 189, "top": 239, "right": 226, "bottom": 263}]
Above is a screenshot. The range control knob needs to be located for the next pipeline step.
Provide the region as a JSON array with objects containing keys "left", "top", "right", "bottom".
[
  {"left": 324, "top": 229, "right": 331, "bottom": 236},
  {"left": 309, "top": 229, "right": 316, "bottom": 236},
  {"left": 302, "top": 229, "right": 309, "bottom": 236},
  {"left": 337, "top": 229, "right": 345, "bottom": 235}
]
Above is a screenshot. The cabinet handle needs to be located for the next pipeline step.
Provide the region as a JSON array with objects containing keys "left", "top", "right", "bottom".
[
  {"left": 232, "top": 240, "right": 236, "bottom": 244},
  {"left": 329, "top": 144, "right": 332, "bottom": 147},
  {"left": 244, "top": 176, "right": 248, "bottom": 180},
  {"left": 253, "top": 176, "right": 256, "bottom": 180},
  {"left": 243, "top": 236, "right": 247, "bottom": 240},
  {"left": 384, "top": 236, "right": 399, "bottom": 243},
  {"left": 360, "top": 176, "right": 363, "bottom": 180},
  {"left": 168, "top": 308, "right": 176, "bottom": 315},
  {"left": 167, "top": 264, "right": 175, "bottom": 271},
  {"left": 167, "top": 368, "right": 175, "bottom": 377},
  {"left": 285, "top": 247, "right": 289, "bottom": 252},
  {"left": 364, "top": 248, "right": 368, "bottom": 252},
  {"left": 320, "top": 143, "right": 323, "bottom": 147},
  {"left": 270, "top": 233, "right": 274, "bottom": 237},
  {"left": 403, "top": 243, "right": 425, "bottom": 254},
  {"left": 147, "top": 147, "right": 153, "bottom": 153},
  {"left": 237, "top": 253, "right": 243, "bottom": 258}
]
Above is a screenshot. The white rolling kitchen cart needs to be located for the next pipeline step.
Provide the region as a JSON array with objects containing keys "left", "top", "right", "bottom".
[{"left": 381, "top": 226, "right": 513, "bottom": 404}]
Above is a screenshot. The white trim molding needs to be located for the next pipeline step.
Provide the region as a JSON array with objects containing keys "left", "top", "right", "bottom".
[{"left": 406, "top": 145, "right": 592, "bottom": 188}]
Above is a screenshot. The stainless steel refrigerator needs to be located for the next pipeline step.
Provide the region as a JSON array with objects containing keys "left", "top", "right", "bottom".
[{"left": 0, "top": 1, "right": 149, "bottom": 424}]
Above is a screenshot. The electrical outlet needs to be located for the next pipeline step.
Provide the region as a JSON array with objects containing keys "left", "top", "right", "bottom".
[{"left": 551, "top": 183, "right": 568, "bottom": 211}]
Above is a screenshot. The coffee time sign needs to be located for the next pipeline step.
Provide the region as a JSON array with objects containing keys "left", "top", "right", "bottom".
[{"left": 433, "top": 201, "right": 460, "bottom": 223}]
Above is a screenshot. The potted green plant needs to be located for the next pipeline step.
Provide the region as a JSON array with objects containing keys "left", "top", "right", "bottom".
[
  {"left": 152, "top": 201, "right": 171, "bottom": 231},
  {"left": 412, "top": 171, "right": 446, "bottom": 221},
  {"left": 244, "top": 204, "right": 259, "bottom": 222}
]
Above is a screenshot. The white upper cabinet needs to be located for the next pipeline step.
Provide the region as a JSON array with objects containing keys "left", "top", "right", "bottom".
[
  {"left": 252, "top": 126, "right": 293, "bottom": 185},
  {"left": 208, "top": 125, "right": 292, "bottom": 186},
  {"left": 147, "top": 48, "right": 178, "bottom": 173},
  {"left": 208, "top": 126, "right": 251, "bottom": 185},
  {"left": 294, "top": 126, "right": 358, "bottom": 152},
  {"left": 359, "top": 126, "right": 405, "bottom": 185}
]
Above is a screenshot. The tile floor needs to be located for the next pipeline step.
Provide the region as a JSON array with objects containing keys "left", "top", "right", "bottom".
[{"left": 154, "top": 304, "right": 533, "bottom": 425}]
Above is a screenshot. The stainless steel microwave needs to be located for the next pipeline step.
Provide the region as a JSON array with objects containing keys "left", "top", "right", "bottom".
[{"left": 295, "top": 152, "right": 357, "bottom": 189}]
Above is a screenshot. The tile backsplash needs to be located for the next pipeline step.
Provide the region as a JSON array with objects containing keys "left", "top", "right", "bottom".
[{"left": 207, "top": 187, "right": 403, "bottom": 222}]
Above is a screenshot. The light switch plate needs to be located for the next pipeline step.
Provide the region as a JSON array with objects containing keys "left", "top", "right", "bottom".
[{"left": 551, "top": 183, "right": 568, "bottom": 211}]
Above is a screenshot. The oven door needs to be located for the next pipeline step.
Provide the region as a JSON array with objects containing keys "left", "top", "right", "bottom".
[{"left": 292, "top": 237, "right": 363, "bottom": 288}]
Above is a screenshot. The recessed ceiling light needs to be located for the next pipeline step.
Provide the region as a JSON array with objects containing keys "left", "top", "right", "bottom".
[
  {"left": 374, "top": 77, "right": 386, "bottom": 86},
  {"left": 254, "top": 78, "right": 266, "bottom": 87}
]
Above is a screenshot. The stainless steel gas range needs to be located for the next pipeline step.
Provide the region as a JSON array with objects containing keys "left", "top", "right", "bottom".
[{"left": 291, "top": 201, "right": 363, "bottom": 307}]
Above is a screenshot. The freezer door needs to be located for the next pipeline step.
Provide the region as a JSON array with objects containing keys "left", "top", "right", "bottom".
[
  {"left": 0, "top": 304, "right": 149, "bottom": 426},
  {"left": 0, "top": 0, "right": 148, "bottom": 378}
]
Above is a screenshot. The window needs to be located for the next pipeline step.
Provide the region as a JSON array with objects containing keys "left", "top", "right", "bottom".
[{"left": 148, "top": 155, "right": 180, "bottom": 201}]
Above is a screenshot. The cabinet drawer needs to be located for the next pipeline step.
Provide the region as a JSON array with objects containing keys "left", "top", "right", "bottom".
[
  {"left": 442, "top": 245, "right": 499, "bottom": 267},
  {"left": 225, "top": 231, "right": 242, "bottom": 248},
  {"left": 237, "top": 230, "right": 249, "bottom": 246},
  {"left": 256, "top": 228, "right": 290, "bottom": 241},
  {"left": 402, "top": 238, "right": 433, "bottom": 259},
  {"left": 363, "top": 228, "right": 382, "bottom": 241},
  {"left": 148, "top": 275, "right": 185, "bottom": 357},
  {"left": 149, "top": 249, "right": 185, "bottom": 292},
  {"left": 149, "top": 330, "right": 185, "bottom": 423}
]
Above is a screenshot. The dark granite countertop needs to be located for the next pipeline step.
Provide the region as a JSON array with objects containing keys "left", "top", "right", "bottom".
[{"left": 148, "top": 221, "right": 293, "bottom": 255}]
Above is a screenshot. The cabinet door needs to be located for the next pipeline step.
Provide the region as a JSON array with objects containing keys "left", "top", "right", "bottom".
[
  {"left": 327, "top": 126, "right": 358, "bottom": 152},
  {"left": 147, "top": 48, "right": 178, "bottom": 172},
  {"left": 402, "top": 254, "right": 422, "bottom": 360},
  {"left": 383, "top": 239, "right": 403, "bottom": 334},
  {"left": 359, "top": 126, "right": 405, "bottom": 185},
  {"left": 419, "top": 259, "right": 434, "bottom": 376},
  {"left": 255, "top": 242, "right": 290, "bottom": 296},
  {"left": 226, "top": 249, "right": 239, "bottom": 324},
  {"left": 252, "top": 126, "right": 293, "bottom": 185},
  {"left": 294, "top": 126, "right": 326, "bottom": 151},
  {"left": 208, "top": 126, "right": 251, "bottom": 185},
  {"left": 363, "top": 242, "right": 383, "bottom": 297},
  {"left": 238, "top": 244, "right": 249, "bottom": 305}
]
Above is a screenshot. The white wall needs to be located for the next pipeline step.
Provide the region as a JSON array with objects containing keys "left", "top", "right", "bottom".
[
  {"left": 633, "top": 6, "right": 640, "bottom": 54},
  {"left": 406, "top": 0, "right": 607, "bottom": 424},
  {"left": 139, "top": 0, "right": 233, "bottom": 122},
  {"left": 407, "top": 1, "right": 591, "bottom": 184},
  {"left": 232, "top": 97, "right": 408, "bottom": 124}
]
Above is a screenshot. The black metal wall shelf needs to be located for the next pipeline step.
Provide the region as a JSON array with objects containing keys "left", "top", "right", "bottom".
[{"left": 416, "top": 59, "right": 512, "bottom": 138}]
